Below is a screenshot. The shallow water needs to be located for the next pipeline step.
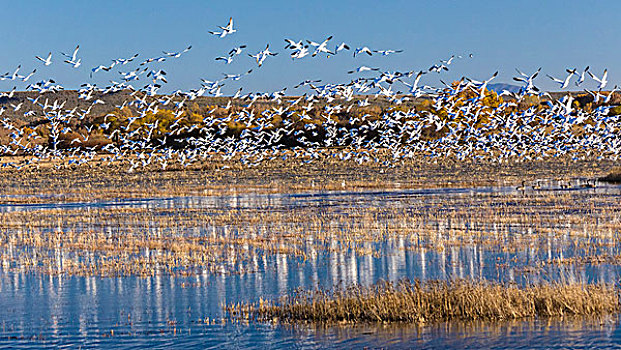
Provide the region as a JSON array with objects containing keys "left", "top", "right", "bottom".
[
  {"left": 2, "top": 182, "right": 621, "bottom": 348},
  {"left": 3, "top": 271, "right": 621, "bottom": 349}
]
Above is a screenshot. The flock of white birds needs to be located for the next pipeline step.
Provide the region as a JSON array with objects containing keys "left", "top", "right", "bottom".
[{"left": 0, "top": 17, "right": 620, "bottom": 171}]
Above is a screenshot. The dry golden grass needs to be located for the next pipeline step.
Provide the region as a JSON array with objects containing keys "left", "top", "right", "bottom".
[
  {"left": 227, "top": 279, "right": 619, "bottom": 324},
  {"left": 1, "top": 176, "right": 620, "bottom": 277}
]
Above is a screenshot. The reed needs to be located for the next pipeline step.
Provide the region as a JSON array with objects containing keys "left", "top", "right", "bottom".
[
  {"left": 601, "top": 167, "right": 621, "bottom": 183},
  {"left": 226, "top": 279, "right": 619, "bottom": 324},
  {"left": 1, "top": 175, "right": 620, "bottom": 277}
]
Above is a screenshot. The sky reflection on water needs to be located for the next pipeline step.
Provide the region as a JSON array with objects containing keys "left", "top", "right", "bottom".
[{"left": 2, "top": 183, "right": 621, "bottom": 348}]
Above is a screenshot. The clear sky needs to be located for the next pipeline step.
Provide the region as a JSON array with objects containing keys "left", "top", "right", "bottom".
[{"left": 0, "top": 0, "right": 619, "bottom": 94}]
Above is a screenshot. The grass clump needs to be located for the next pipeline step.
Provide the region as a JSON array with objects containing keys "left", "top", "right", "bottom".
[
  {"left": 600, "top": 167, "right": 621, "bottom": 183},
  {"left": 226, "top": 279, "right": 619, "bottom": 324}
]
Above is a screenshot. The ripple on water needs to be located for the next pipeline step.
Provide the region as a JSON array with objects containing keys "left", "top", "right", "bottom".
[{"left": 2, "top": 185, "right": 621, "bottom": 348}]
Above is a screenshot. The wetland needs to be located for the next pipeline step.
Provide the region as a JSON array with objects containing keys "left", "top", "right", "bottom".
[{"left": 1, "top": 158, "right": 621, "bottom": 348}]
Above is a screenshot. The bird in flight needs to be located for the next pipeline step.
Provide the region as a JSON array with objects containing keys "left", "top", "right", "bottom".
[
  {"left": 163, "top": 46, "right": 192, "bottom": 58},
  {"left": 334, "top": 42, "right": 350, "bottom": 53},
  {"left": 216, "top": 45, "right": 247, "bottom": 64},
  {"left": 547, "top": 69, "right": 576, "bottom": 89},
  {"left": 215, "top": 55, "right": 235, "bottom": 64},
  {"left": 249, "top": 44, "right": 278, "bottom": 67},
  {"left": 112, "top": 53, "right": 139, "bottom": 66},
  {"left": 588, "top": 69, "right": 608, "bottom": 90},
  {"left": 35, "top": 52, "right": 52, "bottom": 66},
  {"left": 61, "top": 45, "right": 81, "bottom": 68},
  {"left": 284, "top": 39, "right": 310, "bottom": 59},
  {"left": 573, "top": 66, "right": 589, "bottom": 86},
  {"left": 228, "top": 45, "right": 247, "bottom": 56},
  {"left": 347, "top": 66, "right": 379, "bottom": 74},
  {"left": 308, "top": 36, "right": 334, "bottom": 57},
  {"left": 90, "top": 64, "right": 113, "bottom": 78},
  {"left": 353, "top": 47, "right": 373, "bottom": 57},
  {"left": 209, "top": 17, "right": 236, "bottom": 38},
  {"left": 513, "top": 67, "right": 541, "bottom": 93},
  {"left": 373, "top": 49, "right": 403, "bottom": 56}
]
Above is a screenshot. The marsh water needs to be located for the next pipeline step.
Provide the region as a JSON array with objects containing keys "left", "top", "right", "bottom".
[{"left": 2, "top": 181, "right": 621, "bottom": 348}]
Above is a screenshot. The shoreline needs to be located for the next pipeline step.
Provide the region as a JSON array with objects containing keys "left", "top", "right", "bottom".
[{"left": 0, "top": 154, "right": 616, "bottom": 204}]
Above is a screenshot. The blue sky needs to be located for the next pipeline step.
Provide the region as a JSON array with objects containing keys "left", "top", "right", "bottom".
[{"left": 0, "top": 0, "right": 619, "bottom": 94}]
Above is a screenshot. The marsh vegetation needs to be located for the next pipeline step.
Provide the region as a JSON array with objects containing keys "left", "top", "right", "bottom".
[{"left": 0, "top": 158, "right": 620, "bottom": 330}]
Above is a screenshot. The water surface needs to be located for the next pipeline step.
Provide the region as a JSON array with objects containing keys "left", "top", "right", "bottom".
[{"left": 2, "top": 182, "right": 621, "bottom": 348}]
